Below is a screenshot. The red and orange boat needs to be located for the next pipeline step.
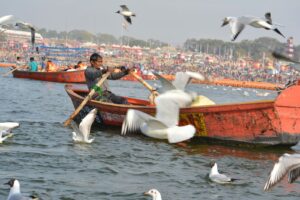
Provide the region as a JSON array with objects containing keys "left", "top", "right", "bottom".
[
  {"left": 12, "top": 69, "right": 86, "bottom": 83},
  {"left": 65, "top": 80, "right": 300, "bottom": 146}
]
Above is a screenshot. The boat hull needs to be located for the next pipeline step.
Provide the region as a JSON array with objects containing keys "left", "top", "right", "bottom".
[
  {"left": 65, "top": 83, "right": 300, "bottom": 145},
  {"left": 12, "top": 70, "right": 86, "bottom": 83}
]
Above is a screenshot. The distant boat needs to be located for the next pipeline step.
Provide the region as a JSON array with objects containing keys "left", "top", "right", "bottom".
[
  {"left": 0, "top": 63, "right": 15, "bottom": 68},
  {"left": 12, "top": 69, "right": 86, "bottom": 83},
  {"left": 65, "top": 80, "right": 300, "bottom": 146},
  {"left": 121, "top": 74, "right": 279, "bottom": 90}
]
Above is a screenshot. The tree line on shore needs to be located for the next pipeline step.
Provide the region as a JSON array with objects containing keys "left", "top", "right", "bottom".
[
  {"left": 2, "top": 24, "right": 300, "bottom": 61},
  {"left": 38, "top": 28, "right": 300, "bottom": 61}
]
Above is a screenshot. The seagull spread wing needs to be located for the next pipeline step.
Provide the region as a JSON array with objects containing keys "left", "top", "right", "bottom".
[
  {"left": 140, "top": 119, "right": 169, "bottom": 139},
  {"left": 264, "top": 153, "right": 300, "bottom": 191},
  {"left": 16, "top": 21, "right": 32, "bottom": 29},
  {"left": 255, "top": 20, "right": 272, "bottom": 29},
  {"left": 289, "top": 167, "right": 300, "bottom": 183},
  {"left": 155, "top": 91, "right": 192, "bottom": 127},
  {"left": 253, "top": 19, "right": 285, "bottom": 38},
  {"left": 120, "top": 5, "right": 129, "bottom": 11},
  {"left": 173, "top": 71, "right": 205, "bottom": 90},
  {"left": 122, "top": 91, "right": 195, "bottom": 143},
  {"left": 167, "top": 125, "right": 195, "bottom": 143},
  {"left": 16, "top": 21, "right": 35, "bottom": 47},
  {"left": 0, "top": 15, "right": 14, "bottom": 25},
  {"left": 154, "top": 71, "right": 205, "bottom": 92},
  {"left": 0, "top": 131, "right": 5, "bottom": 143},
  {"left": 70, "top": 120, "right": 83, "bottom": 141},
  {"left": 121, "top": 109, "right": 154, "bottom": 135},
  {"left": 79, "top": 109, "right": 97, "bottom": 141},
  {"left": 230, "top": 20, "right": 245, "bottom": 41},
  {"left": 140, "top": 119, "right": 195, "bottom": 143},
  {"left": 153, "top": 72, "right": 176, "bottom": 93},
  {"left": 0, "top": 128, "right": 10, "bottom": 134},
  {"left": 173, "top": 72, "right": 192, "bottom": 91},
  {"left": 0, "top": 122, "right": 19, "bottom": 131},
  {"left": 0, "top": 128, "right": 14, "bottom": 138},
  {"left": 272, "top": 51, "right": 300, "bottom": 64},
  {"left": 124, "top": 16, "right": 132, "bottom": 24}
]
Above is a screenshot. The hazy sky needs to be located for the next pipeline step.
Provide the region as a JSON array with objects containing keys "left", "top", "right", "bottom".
[{"left": 2, "top": 0, "right": 300, "bottom": 45}]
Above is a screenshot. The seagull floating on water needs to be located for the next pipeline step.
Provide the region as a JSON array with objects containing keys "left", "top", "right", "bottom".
[
  {"left": 209, "top": 162, "right": 237, "bottom": 184},
  {"left": 264, "top": 153, "right": 300, "bottom": 191},
  {"left": 116, "top": 5, "right": 136, "bottom": 24},
  {"left": 222, "top": 12, "right": 285, "bottom": 41},
  {"left": 121, "top": 90, "right": 196, "bottom": 143},
  {"left": 70, "top": 108, "right": 97, "bottom": 143},
  {"left": 291, "top": 140, "right": 300, "bottom": 151},
  {"left": 144, "top": 189, "right": 162, "bottom": 200},
  {"left": 5, "top": 178, "right": 38, "bottom": 200},
  {"left": 15, "top": 21, "right": 35, "bottom": 48}
]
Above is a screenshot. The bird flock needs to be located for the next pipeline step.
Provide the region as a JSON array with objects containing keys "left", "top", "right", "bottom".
[{"left": 1, "top": 4, "right": 300, "bottom": 200}]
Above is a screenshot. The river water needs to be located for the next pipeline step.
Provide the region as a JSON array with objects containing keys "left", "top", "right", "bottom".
[{"left": 0, "top": 68, "right": 299, "bottom": 200}]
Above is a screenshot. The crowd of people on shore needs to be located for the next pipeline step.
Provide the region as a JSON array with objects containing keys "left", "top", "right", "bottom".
[{"left": 1, "top": 41, "right": 299, "bottom": 85}]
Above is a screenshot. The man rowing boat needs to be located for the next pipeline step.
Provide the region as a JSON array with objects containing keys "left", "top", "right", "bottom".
[{"left": 85, "top": 53, "right": 132, "bottom": 104}]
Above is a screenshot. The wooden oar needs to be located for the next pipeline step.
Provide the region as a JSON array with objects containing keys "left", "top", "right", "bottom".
[
  {"left": 63, "top": 72, "right": 111, "bottom": 127},
  {"left": 130, "top": 72, "right": 159, "bottom": 105},
  {"left": 130, "top": 72, "right": 157, "bottom": 93},
  {"left": 2, "top": 66, "right": 21, "bottom": 77}
]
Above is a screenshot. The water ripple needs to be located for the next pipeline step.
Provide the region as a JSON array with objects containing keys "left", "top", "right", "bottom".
[{"left": 0, "top": 74, "right": 298, "bottom": 199}]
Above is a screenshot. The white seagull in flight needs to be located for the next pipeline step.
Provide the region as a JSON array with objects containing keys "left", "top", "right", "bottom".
[
  {"left": 116, "top": 5, "right": 136, "bottom": 24},
  {"left": 121, "top": 89, "right": 196, "bottom": 143},
  {"left": 222, "top": 12, "right": 285, "bottom": 41},
  {"left": 264, "top": 153, "right": 300, "bottom": 191},
  {"left": 144, "top": 189, "right": 162, "bottom": 200},
  {"left": 70, "top": 108, "right": 97, "bottom": 143}
]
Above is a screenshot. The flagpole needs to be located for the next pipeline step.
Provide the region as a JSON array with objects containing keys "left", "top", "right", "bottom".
[{"left": 121, "top": 20, "right": 128, "bottom": 47}]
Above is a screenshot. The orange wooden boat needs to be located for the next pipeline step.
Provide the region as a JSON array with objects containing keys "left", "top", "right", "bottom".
[
  {"left": 65, "top": 80, "right": 300, "bottom": 146},
  {"left": 12, "top": 70, "right": 86, "bottom": 83},
  {"left": 0, "top": 63, "right": 15, "bottom": 68}
]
